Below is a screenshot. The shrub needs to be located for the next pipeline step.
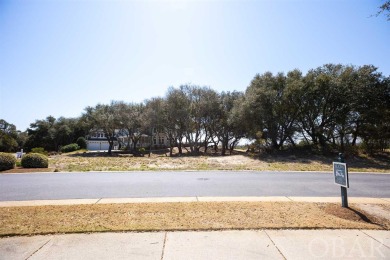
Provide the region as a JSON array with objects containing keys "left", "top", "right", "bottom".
[
  {"left": 31, "top": 147, "right": 48, "bottom": 156},
  {"left": 0, "top": 152, "right": 16, "bottom": 171},
  {"left": 60, "top": 143, "right": 80, "bottom": 153},
  {"left": 76, "top": 137, "right": 87, "bottom": 149},
  {"left": 21, "top": 153, "right": 48, "bottom": 168}
]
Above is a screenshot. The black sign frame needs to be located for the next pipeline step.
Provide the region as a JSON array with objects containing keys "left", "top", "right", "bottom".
[{"left": 333, "top": 162, "right": 349, "bottom": 188}]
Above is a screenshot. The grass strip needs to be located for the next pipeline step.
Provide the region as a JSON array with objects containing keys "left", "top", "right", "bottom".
[{"left": 1, "top": 202, "right": 388, "bottom": 237}]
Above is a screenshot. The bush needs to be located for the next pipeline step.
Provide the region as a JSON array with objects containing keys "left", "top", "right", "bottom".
[
  {"left": 21, "top": 153, "right": 48, "bottom": 168},
  {"left": 31, "top": 147, "right": 48, "bottom": 156},
  {"left": 0, "top": 152, "right": 16, "bottom": 171},
  {"left": 60, "top": 143, "right": 80, "bottom": 153},
  {"left": 76, "top": 137, "right": 87, "bottom": 149}
]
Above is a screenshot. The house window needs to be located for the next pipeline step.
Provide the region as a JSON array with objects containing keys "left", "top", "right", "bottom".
[
  {"left": 159, "top": 136, "right": 164, "bottom": 145},
  {"left": 153, "top": 138, "right": 157, "bottom": 145}
]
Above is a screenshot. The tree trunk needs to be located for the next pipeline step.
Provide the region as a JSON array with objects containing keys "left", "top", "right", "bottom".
[
  {"left": 108, "top": 140, "right": 113, "bottom": 155},
  {"left": 288, "top": 136, "right": 296, "bottom": 147},
  {"left": 221, "top": 139, "right": 228, "bottom": 156},
  {"left": 352, "top": 121, "right": 359, "bottom": 146},
  {"left": 178, "top": 141, "right": 182, "bottom": 155},
  {"left": 213, "top": 141, "right": 218, "bottom": 153}
]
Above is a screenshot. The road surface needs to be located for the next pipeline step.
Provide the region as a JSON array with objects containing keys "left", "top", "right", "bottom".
[{"left": 0, "top": 171, "right": 389, "bottom": 201}]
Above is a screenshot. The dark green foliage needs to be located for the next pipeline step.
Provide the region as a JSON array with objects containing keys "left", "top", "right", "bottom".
[
  {"left": 243, "top": 64, "right": 390, "bottom": 153},
  {"left": 76, "top": 137, "right": 87, "bottom": 149},
  {"left": 25, "top": 116, "right": 88, "bottom": 152},
  {"left": 20, "top": 63, "right": 389, "bottom": 156},
  {"left": 0, "top": 119, "right": 20, "bottom": 152},
  {"left": 0, "top": 152, "right": 16, "bottom": 171},
  {"left": 31, "top": 147, "right": 48, "bottom": 155},
  {"left": 21, "top": 153, "right": 48, "bottom": 168},
  {"left": 60, "top": 143, "right": 80, "bottom": 153}
]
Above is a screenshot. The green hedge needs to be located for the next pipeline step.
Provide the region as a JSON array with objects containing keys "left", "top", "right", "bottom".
[
  {"left": 0, "top": 153, "right": 16, "bottom": 171},
  {"left": 21, "top": 153, "right": 48, "bottom": 168},
  {"left": 76, "top": 137, "right": 87, "bottom": 149},
  {"left": 31, "top": 147, "right": 48, "bottom": 156},
  {"left": 60, "top": 143, "right": 80, "bottom": 153}
]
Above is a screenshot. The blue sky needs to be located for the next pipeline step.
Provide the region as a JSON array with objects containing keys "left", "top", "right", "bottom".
[{"left": 0, "top": 0, "right": 389, "bottom": 131}]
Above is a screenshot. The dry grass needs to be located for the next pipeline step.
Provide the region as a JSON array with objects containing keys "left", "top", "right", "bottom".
[
  {"left": 2, "top": 150, "right": 388, "bottom": 173},
  {"left": 0, "top": 202, "right": 388, "bottom": 237},
  {"left": 44, "top": 152, "right": 389, "bottom": 172}
]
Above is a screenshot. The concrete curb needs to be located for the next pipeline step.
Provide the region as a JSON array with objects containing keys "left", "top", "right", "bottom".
[{"left": 0, "top": 196, "right": 389, "bottom": 207}]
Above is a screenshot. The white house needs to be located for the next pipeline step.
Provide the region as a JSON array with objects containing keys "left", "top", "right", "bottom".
[
  {"left": 86, "top": 129, "right": 169, "bottom": 151},
  {"left": 86, "top": 131, "right": 119, "bottom": 151}
]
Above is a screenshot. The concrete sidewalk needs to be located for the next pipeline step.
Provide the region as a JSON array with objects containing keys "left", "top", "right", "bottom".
[
  {"left": 1, "top": 230, "right": 389, "bottom": 259},
  {"left": 0, "top": 196, "right": 389, "bottom": 207}
]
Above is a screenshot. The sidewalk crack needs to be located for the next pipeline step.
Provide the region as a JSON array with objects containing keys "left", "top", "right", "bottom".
[
  {"left": 264, "top": 231, "right": 286, "bottom": 260},
  {"left": 286, "top": 196, "right": 293, "bottom": 201},
  {"left": 95, "top": 198, "right": 102, "bottom": 204},
  {"left": 25, "top": 238, "right": 51, "bottom": 260},
  {"left": 360, "top": 230, "right": 390, "bottom": 250},
  {"left": 160, "top": 232, "right": 168, "bottom": 260}
]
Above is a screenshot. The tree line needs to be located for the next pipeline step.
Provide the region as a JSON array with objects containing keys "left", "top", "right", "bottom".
[{"left": 1, "top": 64, "right": 389, "bottom": 155}]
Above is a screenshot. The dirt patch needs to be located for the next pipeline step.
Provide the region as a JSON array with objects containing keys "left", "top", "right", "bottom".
[
  {"left": 0, "top": 202, "right": 386, "bottom": 237},
  {"left": 355, "top": 203, "right": 390, "bottom": 229},
  {"left": 356, "top": 204, "right": 390, "bottom": 221},
  {"left": 324, "top": 204, "right": 375, "bottom": 223},
  {"left": 324, "top": 204, "right": 390, "bottom": 229},
  {"left": 1, "top": 167, "right": 54, "bottom": 174}
]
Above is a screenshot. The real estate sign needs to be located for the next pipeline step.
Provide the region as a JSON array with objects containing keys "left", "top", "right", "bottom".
[{"left": 333, "top": 162, "right": 349, "bottom": 188}]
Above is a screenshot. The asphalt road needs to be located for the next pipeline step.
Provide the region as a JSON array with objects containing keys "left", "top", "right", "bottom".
[{"left": 0, "top": 171, "right": 389, "bottom": 201}]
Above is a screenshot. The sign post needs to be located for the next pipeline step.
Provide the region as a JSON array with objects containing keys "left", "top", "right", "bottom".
[{"left": 333, "top": 153, "right": 349, "bottom": 208}]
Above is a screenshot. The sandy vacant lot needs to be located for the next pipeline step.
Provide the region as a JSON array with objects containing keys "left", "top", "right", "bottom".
[
  {"left": 3, "top": 150, "right": 389, "bottom": 173},
  {"left": 48, "top": 151, "right": 390, "bottom": 173}
]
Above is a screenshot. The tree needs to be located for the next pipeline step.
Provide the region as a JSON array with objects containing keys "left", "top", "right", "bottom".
[
  {"left": 49, "top": 117, "right": 78, "bottom": 150},
  {"left": 196, "top": 87, "right": 220, "bottom": 153},
  {"left": 115, "top": 101, "right": 146, "bottom": 152},
  {"left": 76, "top": 137, "right": 87, "bottom": 149},
  {"left": 297, "top": 64, "right": 350, "bottom": 150},
  {"left": 144, "top": 97, "right": 171, "bottom": 154},
  {"left": 0, "top": 119, "right": 19, "bottom": 152},
  {"left": 25, "top": 116, "right": 56, "bottom": 151},
  {"left": 243, "top": 71, "right": 301, "bottom": 150},
  {"left": 216, "top": 91, "right": 246, "bottom": 155},
  {"left": 164, "top": 86, "right": 191, "bottom": 155},
  {"left": 351, "top": 67, "right": 390, "bottom": 152},
  {"left": 377, "top": 1, "right": 390, "bottom": 20},
  {"left": 181, "top": 85, "right": 222, "bottom": 154},
  {"left": 83, "top": 102, "right": 120, "bottom": 155},
  {"left": 24, "top": 116, "right": 85, "bottom": 152}
]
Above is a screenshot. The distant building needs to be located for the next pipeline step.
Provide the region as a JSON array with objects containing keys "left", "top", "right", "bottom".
[
  {"left": 86, "top": 128, "right": 169, "bottom": 151},
  {"left": 86, "top": 131, "right": 118, "bottom": 151}
]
